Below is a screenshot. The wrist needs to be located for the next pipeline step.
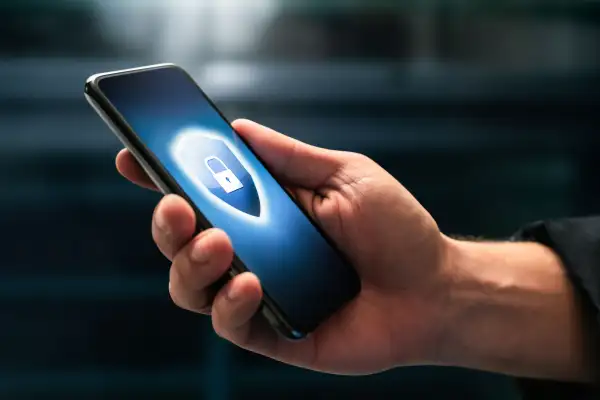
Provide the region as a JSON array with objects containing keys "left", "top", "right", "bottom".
[{"left": 434, "top": 237, "right": 592, "bottom": 381}]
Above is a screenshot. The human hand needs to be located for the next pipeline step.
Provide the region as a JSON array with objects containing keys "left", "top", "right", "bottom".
[{"left": 116, "top": 119, "right": 455, "bottom": 375}]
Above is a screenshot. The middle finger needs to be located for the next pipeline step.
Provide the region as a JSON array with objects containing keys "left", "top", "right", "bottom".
[{"left": 169, "top": 229, "right": 234, "bottom": 313}]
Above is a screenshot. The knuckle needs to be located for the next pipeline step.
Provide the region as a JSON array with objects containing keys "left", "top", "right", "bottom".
[
  {"left": 168, "top": 267, "right": 187, "bottom": 309},
  {"left": 212, "top": 315, "right": 227, "bottom": 338},
  {"left": 173, "top": 255, "right": 201, "bottom": 286},
  {"left": 347, "top": 151, "right": 372, "bottom": 164},
  {"left": 168, "top": 282, "right": 185, "bottom": 309},
  {"left": 169, "top": 266, "right": 213, "bottom": 314}
]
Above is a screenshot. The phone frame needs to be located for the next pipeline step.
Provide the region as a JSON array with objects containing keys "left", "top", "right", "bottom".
[{"left": 84, "top": 63, "right": 360, "bottom": 339}]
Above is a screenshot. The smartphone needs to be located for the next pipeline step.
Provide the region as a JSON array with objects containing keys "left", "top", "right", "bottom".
[{"left": 84, "top": 63, "right": 360, "bottom": 339}]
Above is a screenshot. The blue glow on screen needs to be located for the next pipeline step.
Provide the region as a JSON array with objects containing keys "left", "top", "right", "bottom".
[{"left": 98, "top": 67, "right": 358, "bottom": 330}]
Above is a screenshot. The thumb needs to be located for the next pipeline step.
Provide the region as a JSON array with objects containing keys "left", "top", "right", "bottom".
[{"left": 231, "top": 119, "right": 342, "bottom": 189}]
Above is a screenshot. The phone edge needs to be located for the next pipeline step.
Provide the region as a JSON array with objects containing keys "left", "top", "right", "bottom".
[{"left": 84, "top": 65, "right": 308, "bottom": 341}]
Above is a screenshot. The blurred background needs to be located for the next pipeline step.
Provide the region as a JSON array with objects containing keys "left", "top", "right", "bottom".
[{"left": 1, "top": 0, "right": 599, "bottom": 398}]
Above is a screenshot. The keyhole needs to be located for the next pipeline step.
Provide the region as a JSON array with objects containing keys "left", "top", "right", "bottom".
[{"left": 226, "top": 177, "right": 231, "bottom": 182}]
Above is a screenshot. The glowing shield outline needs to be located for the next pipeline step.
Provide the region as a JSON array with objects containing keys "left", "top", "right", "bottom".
[{"left": 169, "top": 126, "right": 268, "bottom": 224}]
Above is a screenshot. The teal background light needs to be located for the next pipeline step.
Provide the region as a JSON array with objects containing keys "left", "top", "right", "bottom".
[{"left": 0, "top": 1, "right": 599, "bottom": 398}]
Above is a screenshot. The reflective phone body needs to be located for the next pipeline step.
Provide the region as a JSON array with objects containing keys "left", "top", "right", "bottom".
[{"left": 84, "top": 63, "right": 360, "bottom": 339}]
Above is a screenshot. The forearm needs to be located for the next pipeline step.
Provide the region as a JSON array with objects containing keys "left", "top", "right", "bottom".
[{"left": 438, "top": 237, "right": 596, "bottom": 381}]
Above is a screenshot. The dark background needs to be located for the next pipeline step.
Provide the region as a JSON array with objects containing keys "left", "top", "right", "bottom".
[{"left": 1, "top": 1, "right": 599, "bottom": 399}]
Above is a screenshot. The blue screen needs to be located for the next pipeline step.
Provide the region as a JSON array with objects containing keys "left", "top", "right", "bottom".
[{"left": 98, "top": 66, "right": 359, "bottom": 333}]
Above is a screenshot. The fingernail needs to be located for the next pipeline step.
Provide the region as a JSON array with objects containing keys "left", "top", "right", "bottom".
[
  {"left": 190, "top": 234, "right": 212, "bottom": 263},
  {"left": 225, "top": 283, "right": 241, "bottom": 302}
]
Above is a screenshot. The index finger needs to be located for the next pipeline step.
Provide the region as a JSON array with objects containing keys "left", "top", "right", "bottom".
[{"left": 115, "top": 149, "right": 158, "bottom": 191}]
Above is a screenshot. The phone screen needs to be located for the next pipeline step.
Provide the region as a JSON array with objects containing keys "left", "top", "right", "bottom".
[{"left": 96, "top": 66, "right": 359, "bottom": 334}]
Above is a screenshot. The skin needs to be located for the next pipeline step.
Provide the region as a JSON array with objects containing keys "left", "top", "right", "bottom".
[{"left": 116, "top": 119, "right": 594, "bottom": 381}]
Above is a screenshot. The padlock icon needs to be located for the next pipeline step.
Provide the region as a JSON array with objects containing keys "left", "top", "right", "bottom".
[{"left": 204, "top": 156, "right": 244, "bottom": 194}]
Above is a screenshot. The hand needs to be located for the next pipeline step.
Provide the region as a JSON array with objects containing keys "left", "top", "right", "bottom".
[{"left": 116, "top": 119, "right": 454, "bottom": 375}]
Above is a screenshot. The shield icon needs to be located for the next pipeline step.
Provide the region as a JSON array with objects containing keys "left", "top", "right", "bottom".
[{"left": 170, "top": 127, "right": 262, "bottom": 219}]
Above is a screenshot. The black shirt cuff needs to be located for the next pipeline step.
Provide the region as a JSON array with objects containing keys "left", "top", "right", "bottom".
[{"left": 511, "top": 218, "right": 600, "bottom": 399}]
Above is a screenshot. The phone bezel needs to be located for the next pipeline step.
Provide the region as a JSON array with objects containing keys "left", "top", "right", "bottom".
[{"left": 84, "top": 63, "right": 360, "bottom": 339}]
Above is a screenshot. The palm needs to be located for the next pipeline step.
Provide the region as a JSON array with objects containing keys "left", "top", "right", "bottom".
[{"left": 281, "top": 155, "right": 446, "bottom": 374}]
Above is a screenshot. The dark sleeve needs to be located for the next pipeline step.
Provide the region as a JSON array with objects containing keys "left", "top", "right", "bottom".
[{"left": 511, "top": 217, "right": 600, "bottom": 399}]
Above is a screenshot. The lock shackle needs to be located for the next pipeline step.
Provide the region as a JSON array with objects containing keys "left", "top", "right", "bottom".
[{"left": 204, "top": 156, "right": 228, "bottom": 175}]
